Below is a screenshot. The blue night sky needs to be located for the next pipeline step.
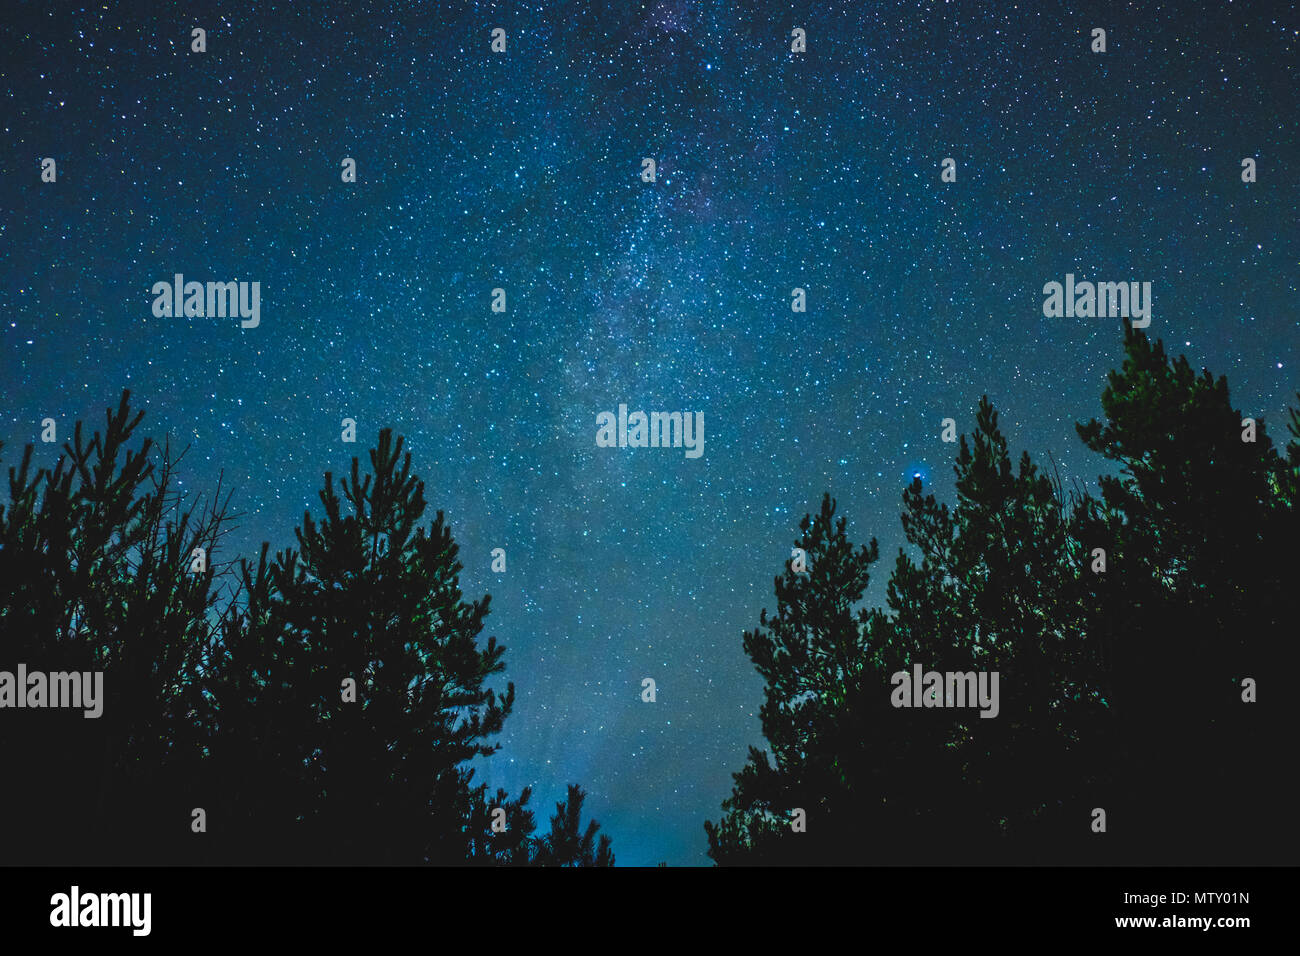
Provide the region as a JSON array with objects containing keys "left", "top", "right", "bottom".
[{"left": 2, "top": 1, "right": 1296, "bottom": 864}]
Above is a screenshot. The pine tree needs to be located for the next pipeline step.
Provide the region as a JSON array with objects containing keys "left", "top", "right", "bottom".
[
  {"left": 202, "top": 428, "right": 614, "bottom": 864},
  {"left": 0, "top": 391, "right": 233, "bottom": 863},
  {"left": 531, "top": 785, "right": 615, "bottom": 866},
  {"left": 1283, "top": 392, "right": 1300, "bottom": 505},
  {"left": 2, "top": 400, "right": 616, "bottom": 865},
  {"left": 711, "top": 328, "right": 1296, "bottom": 865},
  {"left": 1074, "top": 327, "right": 1297, "bottom": 862},
  {"left": 705, "top": 494, "right": 882, "bottom": 864},
  {"left": 880, "top": 397, "right": 1107, "bottom": 862},
  {"left": 708, "top": 404, "right": 1108, "bottom": 863},
  {"left": 199, "top": 429, "right": 512, "bottom": 863}
]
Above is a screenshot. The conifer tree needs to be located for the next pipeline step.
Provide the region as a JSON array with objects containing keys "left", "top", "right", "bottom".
[
  {"left": 708, "top": 405, "right": 1107, "bottom": 864},
  {"left": 2, "top": 401, "right": 616, "bottom": 865},
  {"left": 0, "top": 391, "right": 232, "bottom": 863},
  {"left": 531, "top": 784, "right": 615, "bottom": 866},
  {"left": 705, "top": 494, "right": 882, "bottom": 864},
  {"left": 201, "top": 429, "right": 514, "bottom": 863},
  {"left": 1073, "top": 327, "right": 1297, "bottom": 862},
  {"left": 709, "top": 328, "right": 1297, "bottom": 864},
  {"left": 879, "top": 397, "right": 1106, "bottom": 862},
  {"left": 202, "top": 428, "right": 614, "bottom": 865}
]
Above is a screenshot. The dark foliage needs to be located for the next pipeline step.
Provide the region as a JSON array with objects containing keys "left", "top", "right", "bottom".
[
  {"left": 0, "top": 399, "right": 611, "bottom": 865},
  {"left": 709, "top": 328, "right": 1298, "bottom": 865}
]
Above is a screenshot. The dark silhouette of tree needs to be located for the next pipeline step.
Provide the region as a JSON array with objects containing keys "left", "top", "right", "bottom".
[
  {"left": 201, "top": 427, "right": 613, "bottom": 865},
  {"left": 0, "top": 392, "right": 233, "bottom": 864},
  {"left": 705, "top": 494, "right": 886, "bottom": 864},
  {"left": 709, "top": 328, "right": 1296, "bottom": 865},
  {"left": 0, "top": 398, "right": 613, "bottom": 865},
  {"left": 530, "top": 785, "right": 615, "bottom": 866},
  {"left": 201, "top": 428, "right": 516, "bottom": 864},
  {"left": 874, "top": 396, "right": 1109, "bottom": 863},
  {"left": 1072, "top": 327, "right": 1298, "bottom": 863},
  {"left": 707, "top": 406, "right": 1105, "bottom": 864}
]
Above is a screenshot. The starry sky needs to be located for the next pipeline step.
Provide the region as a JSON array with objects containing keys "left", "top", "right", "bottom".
[{"left": 1, "top": 1, "right": 1296, "bottom": 865}]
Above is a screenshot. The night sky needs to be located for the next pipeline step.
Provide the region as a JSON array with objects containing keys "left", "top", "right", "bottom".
[{"left": 2, "top": 1, "right": 1296, "bottom": 865}]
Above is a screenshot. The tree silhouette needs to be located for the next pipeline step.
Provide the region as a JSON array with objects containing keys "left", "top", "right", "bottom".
[
  {"left": 0, "top": 398, "right": 612, "bottom": 865},
  {"left": 202, "top": 427, "right": 613, "bottom": 865},
  {"left": 1073, "top": 327, "right": 1298, "bottom": 862},
  {"left": 705, "top": 494, "right": 885, "bottom": 864},
  {"left": 878, "top": 396, "right": 1108, "bottom": 863},
  {"left": 201, "top": 428, "right": 516, "bottom": 864},
  {"left": 0, "top": 392, "right": 233, "bottom": 864},
  {"left": 709, "top": 328, "right": 1297, "bottom": 865},
  {"left": 531, "top": 784, "right": 616, "bottom": 867}
]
